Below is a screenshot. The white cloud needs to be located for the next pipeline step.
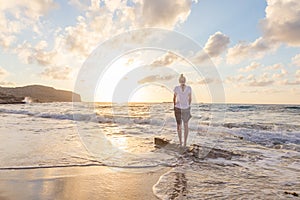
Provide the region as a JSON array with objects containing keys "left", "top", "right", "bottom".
[
  {"left": 141, "top": 0, "right": 195, "bottom": 28},
  {"left": 138, "top": 74, "right": 175, "bottom": 84},
  {"left": 0, "top": 67, "right": 9, "bottom": 77},
  {"left": 296, "top": 70, "right": 300, "bottom": 79},
  {"left": 193, "top": 31, "right": 230, "bottom": 64},
  {"left": 225, "top": 73, "right": 275, "bottom": 87},
  {"left": 61, "top": 0, "right": 197, "bottom": 57},
  {"left": 35, "top": 40, "right": 48, "bottom": 50},
  {"left": 15, "top": 41, "right": 58, "bottom": 66},
  {"left": 149, "top": 32, "right": 229, "bottom": 67},
  {"left": 0, "top": 0, "right": 58, "bottom": 48},
  {"left": 225, "top": 75, "right": 245, "bottom": 84},
  {"left": 191, "top": 77, "right": 215, "bottom": 85},
  {"left": 292, "top": 54, "right": 300, "bottom": 67},
  {"left": 0, "top": 0, "right": 58, "bottom": 20},
  {"left": 272, "top": 69, "right": 288, "bottom": 79},
  {"left": 40, "top": 66, "right": 72, "bottom": 80},
  {"left": 150, "top": 52, "right": 180, "bottom": 67},
  {"left": 8, "top": 0, "right": 197, "bottom": 83},
  {"left": 279, "top": 79, "right": 300, "bottom": 85},
  {"left": 247, "top": 73, "right": 274, "bottom": 87},
  {"left": 227, "top": 0, "right": 300, "bottom": 64},
  {"left": 260, "top": 0, "right": 300, "bottom": 46},
  {"left": 0, "top": 67, "right": 14, "bottom": 86},
  {"left": 227, "top": 37, "right": 277, "bottom": 65},
  {"left": 68, "top": 0, "right": 89, "bottom": 11},
  {"left": 264, "top": 63, "right": 283, "bottom": 70},
  {"left": 0, "top": 81, "right": 15, "bottom": 86},
  {"left": 204, "top": 32, "right": 230, "bottom": 57},
  {"left": 239, "top": 62, "right": 261, "bottom": 72}
]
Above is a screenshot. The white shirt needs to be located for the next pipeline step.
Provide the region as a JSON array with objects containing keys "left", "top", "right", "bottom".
[{"left": 174, "top": 85, "right": 191, "bottom": 109}]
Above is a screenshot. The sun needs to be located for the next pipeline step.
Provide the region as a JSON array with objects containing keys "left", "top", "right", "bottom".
[{"left": 129, "top": 84, "right": 173, "bottom": 103}]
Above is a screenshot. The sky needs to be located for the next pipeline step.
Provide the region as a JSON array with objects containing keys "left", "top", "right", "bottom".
[{"left": 0, "top": 0, "right": 299, "bottom": 104}]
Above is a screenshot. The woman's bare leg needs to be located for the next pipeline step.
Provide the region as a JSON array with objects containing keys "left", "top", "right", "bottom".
[
  {"left": 177, "top": 123, "right": 182, "bottom": 146},
  {"left": 183, "top": 122, "right": 189, "bottom": 147}
]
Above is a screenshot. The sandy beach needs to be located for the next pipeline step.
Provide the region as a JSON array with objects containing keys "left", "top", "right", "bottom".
[
  {"left": 0, "top": 103, "right": 299, "bottom": 199},
  {"left": 0, "top": 166, "right": 169, "bottom": 200}
]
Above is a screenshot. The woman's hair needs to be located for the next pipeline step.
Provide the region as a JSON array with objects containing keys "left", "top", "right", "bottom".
[{"left": 179, "top": 74, "right": 186, "bottom": 83}]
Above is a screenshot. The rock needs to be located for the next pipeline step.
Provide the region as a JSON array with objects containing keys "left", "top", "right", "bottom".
[
  {"left": 154, "top": 137, "right": 241, "bottom": 160},
  {"left": 0, "top": 92, "right": 25, "bottom": 104},
  {"left": 154, "top": 137, "right": 181, "bottom": 151},
  {"left": 154, "top": 137, "right": 170, "bottom": 147},
  {"left": 189, "top": 144, "right": 241, "bottom": 160},
  {"left": 0, "top": 85, "right": 81, "bottom": 103},
  {"left": 284, "top": 191, "right": 299, "bottom": 197}
]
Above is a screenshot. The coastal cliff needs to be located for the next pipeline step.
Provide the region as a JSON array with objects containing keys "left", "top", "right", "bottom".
[{"left": 0, "top": 85, "right": 81, "bottom": 103}]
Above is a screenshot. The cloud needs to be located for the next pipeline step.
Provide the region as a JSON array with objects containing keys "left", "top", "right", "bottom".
[
  {"left": 225, "top": 73, "right": 275, "bottom": 87},
  {"left": 40, "top": 66, "right": 72, "bottom": 80},
  {"left": 296, "top": 70, "right": 300, "bottom": 78},
  {"left": 138, "top": 74, "right": 175, "bottom": 84},
  {"left": 241, "top": 88, "right": 283, "bottom": 94},
  {"left": 260, "top": 0, "right": 300, "bottom": 46},
  {"left": 193, "top": 31, "right": 230, "bottom": 64},
  {"left": 0, "top": 67, "right": 8, "bottom": 77},
  {"left": 146, "top": 31, "right": 229, "bottom": 68},
  {"left": 0, "top": 0, "right": 58, "bottom": 20},
  {"left": 204, "top": 32, "right": 230, "bottom": 57},
  {"left": 0, "top": 34, "right": 16, "bottom": 49},
  {"left": 272, "top": 69, "right": 288, "bottom": 79},
  {"left": 15, "top": 41, "right": 58, "bottom": 66},
  {"left": 292, "top": 54, "right": 300, "bottom": 67},
  {"left": 0, "top": 81, "right": 15, "bottom": 86},
  {"left": 0, "top": 67, "right": 14, "bottom": 86},
  {"left": 264, "top": 63, "right": 283, "bottom": 70},
  {"left": 224, "top": 75, "right": 245, "bottom": 84},
  {"left": 8, "top": 0, "right": 196, "bottom": 83},
  {"left": 0, "top": 0, "right": 58, "bottom": 48},
  {"left": 35, "top": 40, "right": 48, "bottom": 50},
  {"left": 150, "top": 52, "right": 180, "bottom": 67},
  {"left": 239, "top": 62, "right": 261, "bottom": 72},
  {"left": 227, "top": 37, "right": 277, "bottom": 65},
  {"left": 190, "top": 77, "right": 215, "bottom": 85},
  {"left": 60, "top": 0, "right": 197, "bottom": 57},
  {"left": 148, "top": 31, "right": 229, "bottom": 68},
  {"left": 141, "top": 0, "right": 195, "bottom": 28},
  {"left": 279, "top": 79, "right": 300, "bottom": 85},
  {"left": 227, "top": 0, "right": 300, "bottom": 64},
  {"left": 290, "top": 88, "right": 300, "bottom": 95},
  {"left": 226, "top": 65, "right": 295, "bottom": 87},
  {"left": 247, "top": 73, "right": 274, "bottom": 87}
]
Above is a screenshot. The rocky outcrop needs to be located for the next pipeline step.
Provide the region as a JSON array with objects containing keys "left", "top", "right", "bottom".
[
  {"left": 0, "top": 92, "right": 25, "bottom": 104},
  {"left": 154, "top": 137, "right": 241, "bottom": 160},
  {"left": 0, "top": 85, "right": 81, "bottom": 103}
]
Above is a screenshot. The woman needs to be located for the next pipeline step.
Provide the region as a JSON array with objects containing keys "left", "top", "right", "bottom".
[{"left": 173, "top": 74, "right": 192, "bottom": 147}]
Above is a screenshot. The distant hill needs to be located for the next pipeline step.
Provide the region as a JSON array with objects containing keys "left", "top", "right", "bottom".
[{"left": 0, "top": 85, "right": 81, "bottom": 103}]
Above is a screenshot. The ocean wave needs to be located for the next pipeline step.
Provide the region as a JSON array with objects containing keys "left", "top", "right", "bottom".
[
  {"left": 228, "top": 105, "right": 256, "bottom": 112},
  {"left": 0, "top": 162, "right": 175, "bottom": 171},
  {"left": 284, "top": 106, "right": 300, "bottom": 110},
  {"left": 0, "top": 107, "right": 168, "bottom": 127},
  {"left": 0, "top": 163, "right": 105, "bottom": 170},
  {"left": 221, "top": 122, "right": 300, "bottom": 132}
]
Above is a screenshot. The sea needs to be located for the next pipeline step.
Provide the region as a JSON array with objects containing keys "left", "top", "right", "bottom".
[{"left": 0, "top": 102, "right": 299, "bottom": 199}]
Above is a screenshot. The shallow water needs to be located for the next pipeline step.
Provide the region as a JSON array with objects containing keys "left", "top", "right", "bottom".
[{"left": 0, "top": 102, "right": 299, "bottom": 199}]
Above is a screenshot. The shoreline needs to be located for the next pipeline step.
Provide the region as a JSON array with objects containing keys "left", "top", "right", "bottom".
[{"left": 0, "top": 165, "right": 171, "bottom": 200}]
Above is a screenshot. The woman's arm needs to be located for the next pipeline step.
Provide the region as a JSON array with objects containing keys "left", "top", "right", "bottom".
[
  {"left": 173, "top": 93, "right": 176, "bottom": 107},
  {"left": 188, "top": 92, "right": 192, "bottom": 106}
]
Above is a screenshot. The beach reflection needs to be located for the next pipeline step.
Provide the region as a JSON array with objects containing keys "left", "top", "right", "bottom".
[{"left": 0, "top": 166, "right": 167, "bottom": 200}]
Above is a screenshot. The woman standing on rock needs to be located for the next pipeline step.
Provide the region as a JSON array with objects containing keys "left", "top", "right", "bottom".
[{"left": 173, "top": 74, "right": 192, "bottom": 147}]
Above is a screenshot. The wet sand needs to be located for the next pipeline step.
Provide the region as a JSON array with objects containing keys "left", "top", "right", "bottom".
[{"left": 0, "top": 166, "right": 170, "bottom": 200}]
